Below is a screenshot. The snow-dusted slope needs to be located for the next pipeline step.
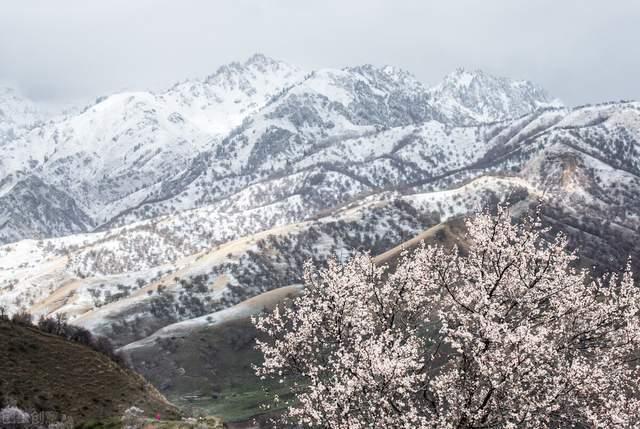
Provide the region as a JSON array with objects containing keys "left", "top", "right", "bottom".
[
  {"left": 3, "top": 91, "right": 216, "bottom": 220},
  {"left": 0, "top": 173, "right": 513, "bottom": 344},
  {"left": 0, "top": 55, "right": 307, "bottom": 235},
  {"left": 427, "top": 68, "right": 563, "bottom": 125},
  {"left": 163, "top": 53, "right": 306, "bottom": 135},
  {"left": 1, "top": 101, "right": 639, "bottom": 347},
  {"left": 110, "top": 63, "right": 561, "bottom": 227},
  {"left": 212, "top": 64, "right": 432, "bottom": 172},
  {"left": 0, "top": 55, "right": 604, "bottom": 246},
  {"left": 0, "top": 175, "right": 93, "bottom": 243},
  {"left": 0, "top": 86, "right": 42, "bottom": 144}
]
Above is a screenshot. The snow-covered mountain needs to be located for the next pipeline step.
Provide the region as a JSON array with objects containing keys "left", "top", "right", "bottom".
[
  {"left": 0, "top": 55, "right": 563, "bottom": 243},
  {"left": 1, "top": 99, "right": 639, "bottom": 336},
  {"left": 0, "top": 55, "right": 307, "bottom": 234},
  {"left": 12, "top": 55, "right": 640, "bottom": 322},
  {"left": 427, "top": 68, "right": 563, "bottom": 125},
  {"left": 91, "top": 59, "right": 565, "bottom": 229},
  {"left": 164, "top": 53, "right": 306, "bottom": 135},
  {"left": 0, "top": 86, "right": 42, "bottom": 144}
]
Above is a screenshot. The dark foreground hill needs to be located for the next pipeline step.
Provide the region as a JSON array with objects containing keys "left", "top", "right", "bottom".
[{"left": 0, "top": 320, "right": 180, "bottom": 425}]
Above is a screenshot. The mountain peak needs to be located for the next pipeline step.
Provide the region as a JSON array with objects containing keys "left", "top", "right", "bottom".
[
  {"left": 441, "top": 67, "right": 531, "bottom": 89},
  {"left": 443, "top": 67, "right": 485, "bottom": 87},
  {"left": 205, "top": 54, "right": 297, "bottom": 84},
  {"left": 347, "top": 63, "right": 418, "bottom": 80},
  {"left": 0, "top": 85, "right": 42, "bottom": 140},
  {"left": 243, "top": 52, "right": 280, "bottom": 67},
  {"left": 343, "top": 64, "right": 426, "bottom": 97},
  {"left": 428, "top": 68, "right": 563, "bottom": 124}
]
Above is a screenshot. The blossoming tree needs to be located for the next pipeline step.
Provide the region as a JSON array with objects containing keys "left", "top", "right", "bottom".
[{"left": 254, "top": 206, "right": 640, "bottom": 428}]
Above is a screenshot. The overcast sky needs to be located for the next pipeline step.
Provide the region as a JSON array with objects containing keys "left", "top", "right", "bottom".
[{"left": 2, "top": 0, "right": 639, "bottom": 107}]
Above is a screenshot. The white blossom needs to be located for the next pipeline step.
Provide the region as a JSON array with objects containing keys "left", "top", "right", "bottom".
[{"left": 254, "top": 206, "right": 640, "bottom": 428}]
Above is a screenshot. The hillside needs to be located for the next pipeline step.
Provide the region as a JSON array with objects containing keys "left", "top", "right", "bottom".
[
  {"left": 0, "top": 319, "right": 179, "bottom": 424},
  {"left": 121, "top": 286, "right": 301, "bottom": 423}
]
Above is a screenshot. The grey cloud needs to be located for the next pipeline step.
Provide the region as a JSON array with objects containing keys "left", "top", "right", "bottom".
[{"left": 1, "top": 0, "right": 639, "bottom": 106}]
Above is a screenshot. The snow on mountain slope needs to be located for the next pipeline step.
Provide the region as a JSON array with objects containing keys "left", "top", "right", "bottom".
[
  {"left": 99, "top": 101, "right": 640, "bottom": 260},
  {"left": 427, "top": 68, "right": 563, "bottom": 125},
  {"left": 214, "top": 64, "right": 436, "bottom": 173},
  {"left": 293, "top": 120, "right": 490, "bottom": 186},
  {"left": 3, "top": 91, "right": 217, "bottom": 219},
  {"left": 4, "top": 98, "right": 639, "bottom": 311},
  {"left": 103, "top": 64, "right": 439, "bottom": 225},
  {"left": 0, "top": 173, "right": 518, "bottom": 344},
  {"left": 163, "top": 53, "right": 306, "bottom": 135},
  {"left": 109, "top": 63, "right": 563, "bottom": 229},
  {"left": 0, "top": 86, "right": 42, "bottom": 144},
  {"left": 1, "top": 101, "right": 639, "bottom": 352},
  {"left": 0, "top": 55, "right": 307, "bottom": 238},
  {"left": 0, "top": 175, "right": 93, "bottom": 243},
  {"left": 1, "top": 54, "right": 629, "bottom": 278},
  {"left": 220, "top": 61, "right": 538, "bottom": 171}
]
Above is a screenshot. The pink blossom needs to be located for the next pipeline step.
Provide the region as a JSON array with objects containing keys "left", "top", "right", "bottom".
[{"left": 254, "top": 206, "right": 640, "bottom": 428}]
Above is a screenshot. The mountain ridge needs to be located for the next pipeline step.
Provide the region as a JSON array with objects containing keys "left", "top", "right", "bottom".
[{"left": 0, "top": 54, "right": 564, "bottom": 243}]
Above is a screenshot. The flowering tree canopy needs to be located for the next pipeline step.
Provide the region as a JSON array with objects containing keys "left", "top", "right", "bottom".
[{"left": 254, "top": 206, "right": 640, "bottom": 428}]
